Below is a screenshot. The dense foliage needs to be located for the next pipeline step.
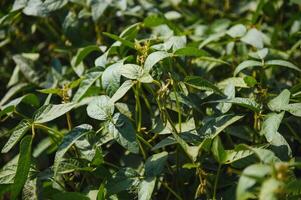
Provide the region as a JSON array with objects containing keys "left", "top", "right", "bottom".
[{"left": 1, "top": 0, "right": 301, "bottom": 199}]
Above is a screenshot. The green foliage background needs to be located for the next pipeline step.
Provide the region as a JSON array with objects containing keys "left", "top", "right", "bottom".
[{"left": 1, "top": 0, "right": 301, "bottom": 199}]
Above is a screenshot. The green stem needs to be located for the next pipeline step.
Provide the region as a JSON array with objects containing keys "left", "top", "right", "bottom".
[
  {"left": 34, "top": 123, "right": 63, "bottom": 137},
  {"left": 213, "top": 164, "right": 222, "bottom": 200},
  {"left": 161, "top": 181, "right": 183, "bottom": 200},
  {"left": 32, "top": 124, "right": 36, "bottom": 139},
  {"left": 134, "top": 82, "right": 142, "bottom": 132},
  {"left": 137, "top": 134, "right": 153, "bottom": 149}
]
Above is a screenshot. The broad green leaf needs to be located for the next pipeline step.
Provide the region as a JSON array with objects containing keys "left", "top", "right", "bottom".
[
  {"left": 101, "top": 62, "right": 123, "bottom": 97},
  {"left": 22, "top": 0, "right": 48, "bottom": 17},
  {"left": 211, "top": 136, "right": 226, "bottom": 163},
  {"left": 11, "top": 135, "right": 32, "bottom": 200},
  {"left": 283, "top": 103, "right": 301, "bottom": 117},
  {"left": 210, "top": 98, "right": 261, "bottom": 112},
  {"left": 145, "top": 151, "right": 168, "bottom": 177},
  {"left": 53, "top": 124, "right": 92, "bottom": 176},
  {"left": 184, "top": 76, "right": 224, "bottom": 96},
  {"left": 249, "top": 48, "right": 268, "bottom": 60},
  {"left": 241, "top": 28, "right": 264, "bottom": 49},
  {"left": 110, "top": 80, "right": 134, "bottom": 103},
  {"left": 217, "top": 83, "right": 235, "bottom": 113},
  {"left": 12, "top": 55, "right": 40, "bottom": 85},
  {"left": 260, "top": 112, "right": 284, "bottom": 138},
  {"left": 0, "top": 83, "right": 28, "bottom": 107},
  {"left": 106, "top": 168, "right": 140, "bottom": 195},
  {"left": 236, "top": 164, "right": 272, "bottom": 200},
  {"left": 121, "top": 64, "right": 143, "bottom": 80},
  {"left": 87, "top": 95, "right": 114, "bottom": 121},
  {"left": 73, "top": 45, "right": 101, "bottom": 66},
  {"left": 265, "top": 60, "right": 301, "bottom": 72},
  {"left": 259, "top": 178, "right": 283, "bottom": 200},
  {"left": 217, "top": 77, "right": 248, "bottom": 88},
  {"left": 1, "top": 120, "right": 31, "bottom": 153},
  {"left": 34, "top": 103, "right": 76, "bottom": 123},
  {"left": 72, "top": 70, "right": 102, "bottom": 102},
  {"left": 138, "top": 177, "right": 156, "bottom": 200},
  {"left": 144, "top": 15, "right": 166, "bottom": 27},
  {"left": 243, "top": 76, "right": 257, "bottom": 87},
  {"left": 267, "top": 89, "right": 290, "bottom": 112},
  {"left": 103, "top": 32, "right": 135, "bottom": 49},
  {"left": 37, "top": 88, "right": 62, "bottom": 95},
  {"left": 199, "top": 32, "right": 225, "bottom": 48},
  {"left": 144, "top": 51, "right": 171, "bottom": 72},
  {"left": 108, "top": 113, "right": 139, "bottom": 153},
  {"left": 198, "top": 114, "right": 244, "bottom": 139},
  {"left": 234, "top": 60, "right": 262, "bottom": 76},
  {"left": 89, "top": 0, "right": 111, "bottom": 22},
  {"left": 43, "top": 0, "right": 68, "bottom": 12},
  {"left": 173, "top": 47, "right": 208, "bottom": 57},
  {"left": 226, "top": 24, "right": 247, "bottom": 38}
]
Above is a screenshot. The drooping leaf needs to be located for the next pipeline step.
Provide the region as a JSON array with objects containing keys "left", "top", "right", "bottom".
[
  {"left": 145, "top": 151, "right": 168, "bottom": 177},
  {"left": 267, "top": 89, "right": 290, "bottom": 112},
  {"left": 138, "top": 177, "right": 156, "bottom": 200},
  {"left": 106, "top": 168, "right": 140, "bottom": 195},
  {"left": 283, "top": 103, "right": 301, "bottom": 117},
  {"left": 73, "top": 45, "right": 101, "bottom": 67},
  {"left": 241, "top": 28, "right": 264, "bottom": 49},
  {"left": 1, "top": 120, "right": 31, "bottom": 153},
  {"left": 34, "top": 103, "right": 76, "bottom": 123},
  {"left": 144, "top": 51, "right": 171, "bottom": 72},
  {"left": 184, "top": 76, "right": 224, "bottom": 96},
  {"left": 108, "top": 113, "right": 139, "bottom": 153},
  {"left": 265, "top": 60, "right": 301, "bottom": 72},
  {"left": 234, "top": 60, "right": 262, "bottom": 76},
  {"left": 10, "top": 135, "right": 33, "bottom": 200},
  {"left": 53, "top": 124, "right": 93, "bottom": 176},
  {"left": 110, "top": 80, "right": 134, "bottom": 103},
  {"left": 86, "top": 95, "right": 114, "bottom": 121},
  {"left": 72, "top": 70, "right": 103, "bottom": 102}
]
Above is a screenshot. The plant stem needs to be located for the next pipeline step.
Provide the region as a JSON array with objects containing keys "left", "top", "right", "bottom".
[
  {"left": 32, "top": 124, "right": 36, "bottom": 139},
  {"left": 161, "top": 181, "right": 183, "bottom": 200},
  {"left": 213, "top": 164, "right": 222, "bottom": 200},
  {"left": 66, "top": 112, "right": 72, "bottom": 131},
  {"left": 134, "top": 82, "right": 142, "bottom": 132}
]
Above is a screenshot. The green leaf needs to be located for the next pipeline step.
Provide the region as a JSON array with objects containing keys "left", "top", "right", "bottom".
[
  {"left": 43, "top": 0, "right": 68, "bottom": 12},
  {"left": 249, "top": 48, "right": 269, "bottom": 60},
  {"left": 0, "top": 83, "right": 28, "bottom": 107},
  {"left": 103, "top": 32, "right": 135, "bottom": 49},
  {"left": 1, "top": 120, "right": 31, "bottom": 153},
  {"left": 72, "top": 70, "right": 102, "bottom": 102},
  {"left": 106, "top": 168, "right": 140, "bottom": 195},
  {"left": 11, "top": 135, "right": 33, "bottom": 200},
  {"left": 74, "top": 45, "right": 101, "bottom": 66},
  {"left": 53, "top": 124, "right": 92, "bottom": 176},
  {"left": 236, "top": 164, "right": 272, "bottom": 200},
  {"left": 259, "top": 178, "right": 282, "bottom": 200},
  {"left": 283, "top": 103, "right": 301, "bottom": 117},
  {"left": 89, "top": 0, "right": 110, "bottom": 22},
  {"left": 243, "top": 76, "right": 257, "bottom": 87},
  {"left": 144, "top": 51, "right": 171, "bottom": 72},
  {"left": 210, "top": 98, "right": 261, "bottom": 112},
  {"left": 144, "top": 15, "right": 166, "bottom": 27},
  {"left": 260, "top": 112, "right": 284, "bottom": 138},
  {"left": 138, "top": 177, "right": 156, "bottom": 200},
  {"left": 22, "top": 0, "right": 48, "bottom": 17},
  {"left": 184, "top": 76, "right": 224, "bottom": 96},
  {"left": 145, "top": 151, "right": 168, "bottom": 177},
  {"left": 265, "top": 60, "right": 301, "bottom": 72},
  {"left": 217, "top": 83, "right": 235, "bottom": 113},
  {"left": 12, "top": 55, "right": 40, "bottom": 85},
  {"left": 87, "top": 95, "right": 114, "bottom": 121},
  {"left": 51, "top": 192, "right": 90, "bottom": 200},
  {"left": 108, "top": 113, "right": 139, "bottom": 153},
  {"left": 211, "top": 136, "right": 226, "bottom": 163},
  {"left": 110, "top": 80, "right": 134, "bottom": 103},
  {"left": 241, "top": 28, "right": 264, "bottom": 49},
  {"left": 226, "top": 24, "right": 247, "bottom": 38},
  {"left": 101, "top": 62, "right": 123, "bottom": 97},
  {"left": 34, "top": 103, "right": 76, "bottom": 123},
  {"left": 121, "top": 64, "right": 153, "bottom": 83},
  {"left": 234, "top": 60, "right": 262, "bottom": 76},
  {"left": 267, "top": 89, "right": 290, "bottom": 112},
  {"left": 173, "top": 47, "right": 208, "bottom": 57}
]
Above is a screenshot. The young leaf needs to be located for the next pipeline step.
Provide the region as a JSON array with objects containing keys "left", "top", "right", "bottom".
[
  {"left": 34, "top": 103, "right": 76, "bottom": 123},
  {"left": 87, "top": 95, "right": 114, "bottom": 121},
  {"left": 1, "top": 120, "right": 31, "bottom": 153},
  {"left": 226, "top": 24, "right": 247, "bottom": 38},
  {"left": 283, "top": 103, "right": 301, "bottom": 117},
  {"left": 121, "top": 64, "right": 143, "bottom": 80}
]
